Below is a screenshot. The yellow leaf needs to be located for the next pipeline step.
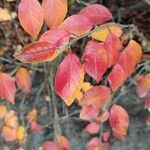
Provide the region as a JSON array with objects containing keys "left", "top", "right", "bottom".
[
  {"left": 16, "top": 125, "right": 25, "bottom": 141},
  {"left": 91, "top": 25, "right": 123, "bottom": 41},
  {"left": 0, "top": 104, "right": 7, "bottom": 119}
]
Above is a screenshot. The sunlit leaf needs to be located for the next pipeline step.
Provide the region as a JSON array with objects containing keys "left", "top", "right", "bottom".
[
  {"left": 0, "top": 72, "right": 16, "bottom": 103},
  {"left": 82, "top": 40, "right": 108, "bottom": 82},
  {"left": 18, "top": 0, "right": 43, "bottom": 37},
  {"left": 79, "top": 86, "right": 111, "bottom": 108},
  {"left": 109, "top": 104, "right": 129, "bottom": 141},
  {"left": 91, "top": 24, "right": 123, "bottom": 41},
  {"left": 39, "top": 29, "right": 70, "bottom": 47},
  {"left": 104, "top": 33, "right": 121, "bottom": 67},
  {"left": 55, "top": 53, "right": 84, "bottom": 106},
  {"left": 42, "top": 0, "right": 67, "bottom": 28},
  {"left": 79, "top": 4, "right": 112, "bottom": 25},
  {"left": 108, "top": 64, "right": 125, "bottom": 91},
  {"left": 84, "top": 122, "right": 100, "bottom": 134},
  {"left": 14, "top": 41, "right": 58, "bottom": 63},
  {"left": 59, "top": 14, "right": 93, "bottom": 36},
  {"left": 15, "top": 67, "right": 32, "bottom": 94}
]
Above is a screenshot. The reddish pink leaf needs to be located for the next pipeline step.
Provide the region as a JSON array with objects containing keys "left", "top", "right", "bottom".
[
  {"left": 43, "top": 141, "right": 61, "bottom": 150},
  {"left": 80, "top": 105, "right": 100, "bottom": 121},
  {"left": 15, "top": 67, "right": 32, "bottom": 94},
  {"left": 95, "top": 110, "right": 110, "bottom": 123},
  {"left": 42, "top": 0, "right": 67, "bottom": 28},
  {"left": 145, "top": 95, "right": 150, "bottom": 109},
  {"left": 104, "top": 33, "right": 121, "bottom": 67},
  {"left": 0, "top": 72, "right": 16, "bottom": 103},
  {"left": 14, "top": 41, "right": 58, "bottom": 63},
  {"left": 108, "top": 64, "right": 125, "bottom": 91},
  {"left": 136, "top": 74, "right": 150, "bottom": 98},
  {"left": 18, "top": 0, "right": 43, "bottom": 37},
  {"left": 59, "top": 14, "right": 93, "bottom": 36},
  {"left": 79, "top": 4, "right": 112, "bottom": 25},
  {"left": 82, "top": 40, "right": 108, "bottom": 82},
  {"left": 109, "top": 104, "right": 129, "bottom": 141},
  {"left": 79, "top": 86, "right": 111, "bottom": 108},
  {"left": 55, "top": 53, "right": 84, "bottom": 106},
  {"left": 31, "top": 121, "right": 42, "bottom": 133},
  {"left": 102, "top": 131, "right": 110, "bottom": 142},
  {"left": 118, "top": 40, "right": 142, "bottom": 79},
  {"left": 39, "top": 29, "right": 70, "bottom": 47},
  {"left": 84, "top": 122, "right": 100, "bottom": 134}
]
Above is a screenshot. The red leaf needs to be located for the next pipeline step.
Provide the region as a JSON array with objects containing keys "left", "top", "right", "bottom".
[
  {"left": 79, "top": 86, "right": 111, "bottom": 108},
  {"left": 104, "top": 33, "right": 121, "bottom": 67},
  {"left": 15, "top": 67, "right": 32, "bottom": 94},
  {"left": 55, "top": 53, "right": 84, "bottom": 106},
  {"left": 108, "top": 64, "right": 125, "bottom": 91},
  {"left": 136, "top": 74, "right": 150, "bottom": 98},
  {"left": 42, "top": 0, "right": 67, "bottom": 28},
  {"left": 0, "top": 72, "right": 16, "bottom": 103},
  {"left": 82, "top": 40, "right": 108, "bottom": 82},
  {"left": 43, "top": 141, "right": 61, "bottom": 150},
  {"left": 109, "top": 104, "right": 129, "bottom": 141},
  {"left": 79, "top": 4, "right": 112, "bottom": 25},
  {"left": 39, "top": 29, "right": 70, "bottom": 47},
  {"left": 59, "top": 14, "right": 93, "bottom": 36},
  {"left": 118, "top": 40, "right": 142, "bottom": 79},
  {"left": 14, "top": 41, "right": 58, "bottom": 63},
  {"left": 18, "top": 0, "right": 43, "bottom": 37},
  {"left": 84, "top": 122, "right": 100, "bottom": 134},
  {"left": 80, "top": 105, "right": 100, "bottom": 121}
]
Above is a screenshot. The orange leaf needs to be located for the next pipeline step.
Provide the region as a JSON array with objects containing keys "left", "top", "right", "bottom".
[
  {"left": 79, "top": 86, "right": 111, "bottom": 108},
  {"left": 0, "top": 72, "right": 16, "bottom": 103},
  {"left": 82, "top": 40, "right": 108, "bottom": 82},
  {"left": 109, "top": 104, "right": 129, "bottom": 141},
  {"left": 55, "top": 53, "right": 84, "bottom": 106},
  {"left": 59, "top": 14, "right": 93, "bottom": 36},
  {"left": 18, "top": 0, "right": 43, "bottom": 37},
  {"left": 15, "top": 67, "right": 32, "bottom": 94},
  {"left": 79, "top": 4, "right": 112, "bottom": 25},
  {"left": 2, "top": 126, "right": 17, "bottom": 142},
  {"left": 42, "top": 0, "right": 67, "bottom": 28},
  {"left": 91, "top": 24, "right": 123, "bottom": 41},
  {"left": 104, "top": 33, "right": 121, "bottom": 67},
  {"left": 26, "top": 108, "right": 37, "bottom": 123},
  {"left": 108, "top": 64, "right": 125, "bottom": 91},
  {"left": 136, "top": 74, "right": 150, "bottom": 98},
  {"left": 80, "top": 105, "right": 100, "bottom": 121},
  {"left": 43, "top": 141, "right": 61, "bottom": 150},
  {"left": 14, "top": 41, "right": 58, "bottom": 63},
  {"left": 0, "top": 104, "right": 7, "bottom": 119},
  {"left": 84, "top": 122, "right": 100, "bottom": 134},
  {"left": 16, "top": 125, "right": 25, "bottom": 141},
  {"left": 118, "top": 40, "right": 142, "bottom": 79},
  {"left": 57, "top": 135, "right": 71, "bottom": 150},
  {"left": 39, "top": 29, "right": 70, "bottom": 47}
]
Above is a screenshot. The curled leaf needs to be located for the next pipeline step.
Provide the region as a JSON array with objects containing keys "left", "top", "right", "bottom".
[
  {"left": 55, "top": 53, "right": 84, "bottom": 106},
  {"left": 42, "top": 0, "right": 68, "bottom": 28},
  {"left": 0, "top": 72, "right": 16, "bottom": 103},
  {"left": 79, "top": 4, "right": 112, "bottom": 25},
  {"left": 109, "top": 104, "right": 129, "bottom": 141},
  {"left": 59, "top": 14, "right": 93, "bottom": 36},
  {"left": 15, "top": 67, "right": 32, "bottom": 94},
  {"left": 18, "top": 0, "right": 43, "bottom": 37},
  {"left": 82, "top": 40, "right": 108, "bottom": 82},
  {"left": 14, "top": 41, "right": 58, "bottom": 63}
]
